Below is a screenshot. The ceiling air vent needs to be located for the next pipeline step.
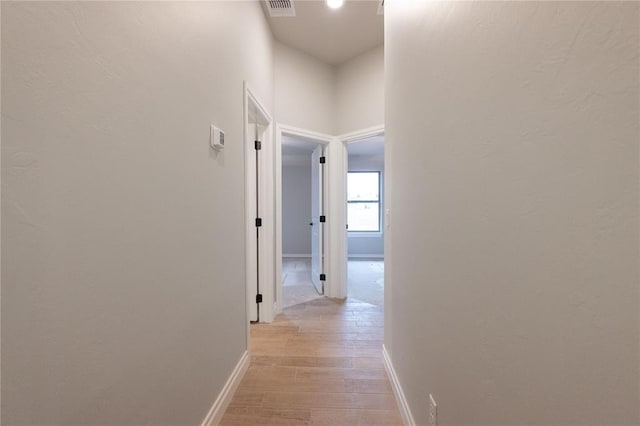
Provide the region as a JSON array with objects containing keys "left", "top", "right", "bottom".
[
  {"left": 377, "top": 0, "right": 384, "bottom": 15},
  {"left": 265, "top": 0, "right": 296, "bottom": 17}
]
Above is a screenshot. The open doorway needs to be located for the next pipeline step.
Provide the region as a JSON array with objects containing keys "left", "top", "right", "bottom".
[
  {"left": 280, "top": 134, "right": 327, "bottom": 308},
  {"left": 244, "top": 83, "right": 274, "bottom": 326},
  {"left": 345, "top": 135, "right": 385, "bottom": 307}
]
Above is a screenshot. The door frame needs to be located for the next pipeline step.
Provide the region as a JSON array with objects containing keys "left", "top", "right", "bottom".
[
  {"left": 272, "top": 124, "right": 386, "bottom": 313},
  {"left": 310, "top": 144, "right": 326, "bottom": 295},
  {"left": 336, "top": 125, "right": 385, "bottom": 299},
  {"left": 244, "top": 82, "right": 273, "bottom": 336},
  {"left": 275, "top": 124, "right": 333, "bottom": 314}
]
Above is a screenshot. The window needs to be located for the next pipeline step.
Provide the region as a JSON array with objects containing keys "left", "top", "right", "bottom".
[{"left": 347, "top": 172, "right": 381, "bottom": 232}]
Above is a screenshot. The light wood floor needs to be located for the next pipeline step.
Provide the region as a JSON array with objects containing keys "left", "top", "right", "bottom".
[{"left": 220, "top": 298, "right": 402, "bottom": 425}]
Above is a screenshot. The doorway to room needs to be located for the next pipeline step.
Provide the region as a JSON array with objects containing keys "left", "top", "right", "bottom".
[
  {"left": 345, "top": 134, "right": 385, "bottom": 307},
  {"left": 279, "top": 133, "right": 328, "bottom": 309},
  {"left": 243, "top": 83, "right": 274, "bottom": 326},
  {"left": 271, "top": 124, "right": 385, "bottom": 317}
]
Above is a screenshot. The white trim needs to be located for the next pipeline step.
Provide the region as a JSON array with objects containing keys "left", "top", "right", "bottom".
[
  {"left": 278, "top": 123, "right": 334, "bottom": 143},
  {"left": 282, "top": 254, "right": 312, "bottom": 258},
  {"left": 201, "top": 350, "right": 250, "bottom": 426},
  {"left": 246, "top": 85, "right": 272, "bottom": 124},
  {"left": 274, "top": 126, "right": 283, "bottom": 315},
  {"left": 243, "top": 82, "right": 253, "bottom": 340},
  {"left": 337, "top": 124, "right": 385, "bottom": 143},
  {"left": 382, "top": 345, "right": 415, "bottom": 426},
  {"left": 324, "top": 135, "right": 347, "bottom": 299},
  {"left": 348, "top": 254, "right": 384, "bottom": 259}
]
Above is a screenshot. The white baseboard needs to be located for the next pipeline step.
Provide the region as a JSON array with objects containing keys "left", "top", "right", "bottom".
[
  {"left": 201, "top": 350, "right": 250, "bottom": 426},
  {"left": 348, "top": 254, "right": 384, "bottom": 259},
  {"left": 285, "top": 254, "right": 384, "bottom": 259},
  {"left": 382, "top": 345, "right": 415, "bottom": 426}
]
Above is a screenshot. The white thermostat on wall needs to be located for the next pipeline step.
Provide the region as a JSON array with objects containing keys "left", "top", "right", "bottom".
[{"left": 210, "top": 125, "right": 225, "bottom": 151}]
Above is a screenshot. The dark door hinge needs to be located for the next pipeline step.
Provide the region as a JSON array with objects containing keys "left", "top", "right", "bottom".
[
  {"left": 319, "top": 156, "right": 326, "bottom": 164},
  {"left": 320, "top": 274, "right": 326, "bottom": 281},
  {"left": 255, "top": 218, "right": 262, "bottom": 227},
  {"left": 255, "top": 140, "right": 262, "bottom": 151},
  {"left": 256, "top": 294, "right": 263, "bottom": 303},
  {"left": 319, "top": 215, "right": 326, "bottom": 223}
]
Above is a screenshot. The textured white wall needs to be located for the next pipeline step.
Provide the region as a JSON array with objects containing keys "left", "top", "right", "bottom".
[
  {"left": 282, "top": 161, "right": 312, "bottom": 256},
  {"left": 385, "top": 1, "right": 639, "bottom": 424},
  {"left": 1, "top": 2, "right": 273, "bottom": 424},
  {"left": 336, "top": 45, "right": 384, "bottom": 135},
  {"left": 274, "top": 41, "right": 336, "bottom": 135},
  {"left": 275, "top": 42, "right": 384, "bottom": 137}
]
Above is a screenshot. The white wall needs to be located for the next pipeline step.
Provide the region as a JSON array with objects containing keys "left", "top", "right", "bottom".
[
  {"left": 274, "top": 42, "right": 383, "bottom": 137},
  {"left": 1, "top": 2, "right": 273, "bottom": 424},
  {"left": 336, "top": 45, "right": 384, "bottom": 135},
  {"left": 274, "top": 41, "right": 335, "bottom": 135},
  {"left": 282, "top": 160, "right": 312, "bottom": 256},
  {"left": 385, "top": 2, "right": 639, "bottom": 424},
  {"left": 348, "top": 154, "right": 384, "bottom": 257}
]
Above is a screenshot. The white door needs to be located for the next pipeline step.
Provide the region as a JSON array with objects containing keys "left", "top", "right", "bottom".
[{"left": 311, "top": 145, "right": 324, "bottom": 294}]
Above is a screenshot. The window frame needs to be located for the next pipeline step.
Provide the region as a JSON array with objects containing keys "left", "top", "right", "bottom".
[{"left": 347, "top": 171, "right": 382, "bottom": 233}]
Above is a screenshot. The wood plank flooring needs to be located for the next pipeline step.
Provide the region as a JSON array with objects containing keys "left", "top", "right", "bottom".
[{"left": 220, "top": 298, "right": 402, "bottom": 425}]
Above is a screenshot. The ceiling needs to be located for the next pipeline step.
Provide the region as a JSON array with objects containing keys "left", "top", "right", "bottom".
[
  {"left": 347, "top": 135, "right": 384, "bottom": 157},
  {"left": 262, "top": 0, "right": 384, "bottom": 65},
  {"left": 282, "top": 134, "right": 320, "bottom": 156}
]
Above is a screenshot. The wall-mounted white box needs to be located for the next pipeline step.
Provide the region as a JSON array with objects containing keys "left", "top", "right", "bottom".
[{"left": 210, "top": 125, "right": 225, "bottom": 151}]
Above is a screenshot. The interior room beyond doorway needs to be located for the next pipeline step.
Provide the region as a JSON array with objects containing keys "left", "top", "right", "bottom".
[
  {"left": 346, "top": 136, "right": 385, "bottom": 307},
  {"left": 281, "top": 134, "right": 326, "bottom": 308}
]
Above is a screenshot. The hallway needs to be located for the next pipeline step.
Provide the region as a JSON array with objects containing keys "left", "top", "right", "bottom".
[
  {"left": 3, "top": 1, "right": 638, "bottom": 424},
  {"left": 221, "top": 298, "right": 400, "bottom": 425}
]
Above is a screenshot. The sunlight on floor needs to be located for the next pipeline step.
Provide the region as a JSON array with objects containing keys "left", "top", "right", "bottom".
[
  {"left": 282, "top": 258, "right": 322, "bottom": 308},
  {"left": 347, "top": 259, "right": 384, "bottom": 307},
  {"left": 282, "top": 258, "right": 384, "bottom": 308}
]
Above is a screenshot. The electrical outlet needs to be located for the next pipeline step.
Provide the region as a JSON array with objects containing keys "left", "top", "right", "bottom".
[{"left": 429, "top": 394, "right": 438, "bottom": 426}]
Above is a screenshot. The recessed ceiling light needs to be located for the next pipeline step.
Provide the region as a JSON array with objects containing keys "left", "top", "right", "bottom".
[{"left": 326, "top": 0, "right": 344, "bottom": 9}]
